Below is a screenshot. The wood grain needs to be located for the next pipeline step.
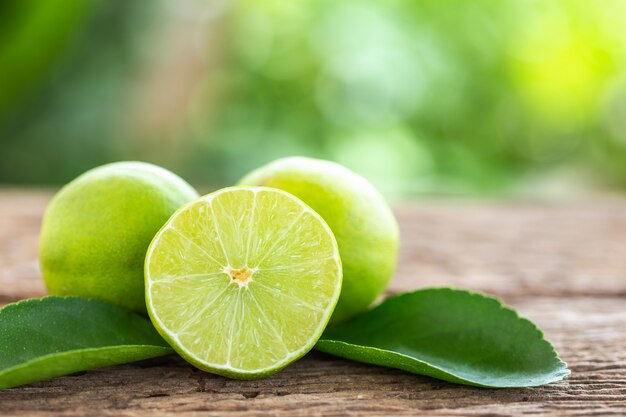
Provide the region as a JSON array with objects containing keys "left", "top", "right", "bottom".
[{"left": 0, "top": 189, "right": 624, "bottom": 416}]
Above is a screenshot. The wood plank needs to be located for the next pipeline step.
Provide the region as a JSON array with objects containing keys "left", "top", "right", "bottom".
[
  {"left": 394, "top": 200, "right": 626, "bottom": 297},
  {"left": 2, "top": 191, "right": 626, "bottom": 303},
  {"left": 0, "top": 189, "right": 624, "bottom": 416},
  {"left": 0, "top": 297, "right": 623, "bottom": 416},
  {"left": 0, "top": 189, "right": 49, "bottom": 302}
]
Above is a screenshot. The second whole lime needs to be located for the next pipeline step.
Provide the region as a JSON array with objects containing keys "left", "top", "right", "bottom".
[{"left": 239, "top": 157, "right": 399, "bottom": 324}]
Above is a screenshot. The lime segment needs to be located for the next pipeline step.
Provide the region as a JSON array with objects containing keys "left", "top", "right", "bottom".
[{"left": 145, "top": 187, "right": 342, "bottom": 379}]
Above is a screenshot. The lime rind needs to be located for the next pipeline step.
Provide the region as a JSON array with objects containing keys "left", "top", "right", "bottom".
[{"left": 145, "top": 186, "right": 342, "bottom": 379}]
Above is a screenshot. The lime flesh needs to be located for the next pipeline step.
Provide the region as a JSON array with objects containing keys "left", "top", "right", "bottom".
[{"left": 145, "top": 187, "right": 342, "bottom": 379}]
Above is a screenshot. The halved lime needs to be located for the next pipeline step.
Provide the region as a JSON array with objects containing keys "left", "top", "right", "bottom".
[{"left": 145, "top": 187, "right": 342, "bottom": 379}]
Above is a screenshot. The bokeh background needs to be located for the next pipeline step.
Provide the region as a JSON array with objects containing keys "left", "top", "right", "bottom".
[{"left": 2, "top": 0, "right": 626, "bottom": 198}]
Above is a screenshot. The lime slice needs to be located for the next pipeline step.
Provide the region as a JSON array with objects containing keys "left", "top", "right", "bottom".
[{"left": 145, "top": 187, "right": 342, "bottom": 379}]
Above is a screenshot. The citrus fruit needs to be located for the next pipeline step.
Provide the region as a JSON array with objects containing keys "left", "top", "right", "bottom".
[
  {"left": 39, "top": 161, "right": 199, "bottom": 313},
  {"left": 145, "top": 187, "right": 342, "bottom": 379},
  {"left": 239, "top": 157, "right": 399, "bottom": 324}
]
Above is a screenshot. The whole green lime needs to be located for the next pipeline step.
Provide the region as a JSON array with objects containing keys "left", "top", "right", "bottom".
[
  {"left": 239, "top": 157, "right": 399, "bottom": 324},
  {"left": 39, "top": 161, "right": 199, "bottom": 313}
]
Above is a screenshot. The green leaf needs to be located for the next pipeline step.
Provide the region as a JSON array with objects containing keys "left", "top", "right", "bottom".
[
  {"left": 316, "top": 288, "right": 569, "bottom": 388},
  {"left": 0, "top": 296, "right": 173, "bottom": 389}
]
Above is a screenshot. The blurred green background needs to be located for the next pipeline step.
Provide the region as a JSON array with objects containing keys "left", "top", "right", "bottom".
[{"left": 2, "top": 0, "right": 626, "bottom": 197}]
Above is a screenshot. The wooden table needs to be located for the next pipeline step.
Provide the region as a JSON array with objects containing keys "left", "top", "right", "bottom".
[{"left": 0, "top": 189, "right": 624, "bottom": 416}]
